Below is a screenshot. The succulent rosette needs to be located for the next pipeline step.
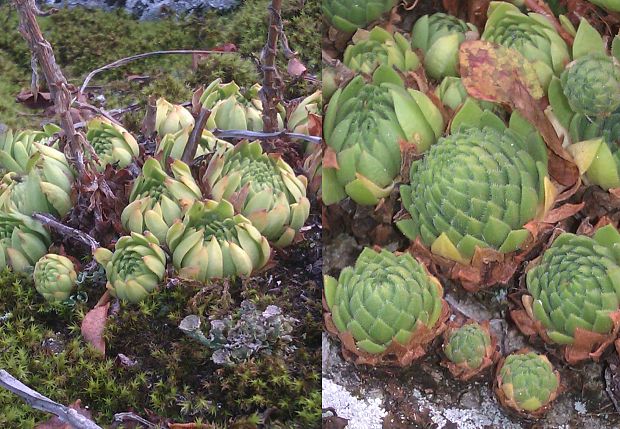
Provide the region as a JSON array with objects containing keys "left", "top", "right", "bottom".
[
  {"left": 481, "top": 2, "right": 570, "bottom": 90},
  {"left": 94, "top": 231, "right": 167, "bottom": 303},
  {"left": 199, "top": 79, "right": 284, "bottom": 132},
  {"left": 495, "top": 350, "right": 561, "bottom": 417},
  {"left": 442, "top": 320, "right": 499, "bottom": 380},
  {"left": 323, "top": 0, "right": 397, "bottom": 33},
  {"left": 515, "top": 225, "right": 620, "bottom": 363},
  {"left": 34, "top": 254, "right": 77, "bottom": 302},
  {"left": 287, "top": 90, "right": 322, "bottom": 137},
  {"left": 323, "top": 65, "right": 444, "bottom": 206},
  {"left": 166, "top": 199, "right": 271, "bottom": 281},
  {"left": 324, "top": 247, "right": 449, "bottom": 366},
  {"left": 0, "top": 124, "right": 61, "bottom": 172},
  {"left": 0, "top": 142, "right": 75, "bottom": 218},
  {"left": 343, "top": 27, "right": 420, "bottom": 75},
  {"left": 155, "top": 127, "right": 230, "bottom": 162},
  {"left": 435, "top": 76, "right": 499, "bottom": 112},
  {"left": 204, "top": 140, "right": 310, "bottom": 247},
  {"left": 586, "top": 0, "right": 620, "bottom": 11},
  {"left": 0, "top": 210, "right": 51, "bottom": 272},
  {"left": 561, "top": 55, "right": 620, "bottom": 118},
  {"left": 155, "top": 98, "right": 195, "bottom": 137},
  {"left": 411, "top": 13, "right": 478, "bottom": 80},
  {"left": 548, "top": 19, "right": 620, "bottom": 190},
  {"left": 86, "top": 116, "right": 140, "bottom": 171},
  {"left": 121, "top": 158, "right": 202, "bottom": 243},
  {"left": 398, "top": 103, "right": 555, "bottom": 285}
]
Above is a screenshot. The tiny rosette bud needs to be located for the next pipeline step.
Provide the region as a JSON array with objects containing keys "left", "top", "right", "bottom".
[
  {"left": 324, "top": 247, "right": 449, "bottom": 366},
  {"left": 495, "top": 350, "right": 560, "bottom": 417},
  {"left": 34, "top": 254, "right": 77, "bottom": 302},
  {"left": 94, "top": 231, "right": 167, "bottom": 303}
]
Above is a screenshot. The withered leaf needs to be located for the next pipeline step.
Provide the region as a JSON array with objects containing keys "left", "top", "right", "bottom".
[
  {"left": 287, "top": 57, "right": 307, "bottom": 77},
  {"left": 81, "top": 302, "right": 110, "bottom": 355},
  {"left": 459, "top": 40, "right": 579, "bottom": 186}
]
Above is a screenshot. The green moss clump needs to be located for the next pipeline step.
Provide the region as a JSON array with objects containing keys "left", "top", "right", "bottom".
[
  {"left": 0, "top": 2, "right": 320, "bottom": 128},
  {"left": 199, "top": 0, "right": 321, "bottom": 72},
  {"left": 189, "top": 53, "right": 261, "bottom": 90},
  {"left": 0, "top": 267, "right": 320, "bottom": 426},
  {"left": 0, "top": 269, "right": 148, "bottom": 426},
  {"left": 45, "top": 8, "right": 196, "bottom": 79},
  {"left": 0, "top": 52, "right": 32, "bottom": 129}
]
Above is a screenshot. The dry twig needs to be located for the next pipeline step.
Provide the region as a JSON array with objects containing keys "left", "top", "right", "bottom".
[
  {"left": 0, "top": 370, "right": 102, "bottom": 429},
  {"left": 260, "top": 0, "right": 284, "bottom": 134},
  {"left": 12, "top": 0, "right": 88, "bottom": 176},
  {"left": 181, "top": 107, "right": 211, "bottom": 164},
  {"left": 32, "top": 212, "right": 100, "bottom": 253},
  {"left": 79, "top": 49, "right": 233, "bottom": 95}
]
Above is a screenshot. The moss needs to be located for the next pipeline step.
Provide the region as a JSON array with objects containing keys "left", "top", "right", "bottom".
[
  {"left": 189, "top": 53, "right": 261, "bottom": 90},
  {"left": 198, "top": 0, "right": 321, "bottom": 72},
  {"left": 0, "top": 268, "right": 144, "bottom": 426},
  {"left": 44, "top": 8, "right": 196, "bottom": 80},
  {"left": 0, "top": 2, "right": 319, "bottom": 128},
  {"left": 0, "top": 214, "right": 321, "bottom": 426},
  {"left": 0, "top": 51, "right": 32, "bottom": 129}
]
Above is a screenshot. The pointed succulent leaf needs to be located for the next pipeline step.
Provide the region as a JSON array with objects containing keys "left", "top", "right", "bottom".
[
  {"left": 525, "top": 229, "right": 620, "bottom": 350},
  {"left": 327, "top": 247, "right": 446, "bottom": 358},
  {"left": 34, "top": 254, "right": 77, "bottom": 302},
  {"left": 398, "top": 111, "right": 549, "bottom": 264},
  {"left": 323, "top": 0, "right": 397, "bottom": 32}
]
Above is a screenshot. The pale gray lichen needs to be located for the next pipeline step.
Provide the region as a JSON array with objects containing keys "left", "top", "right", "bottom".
[{"left": 179, "top": 300, "right": 297, "bottom": 366}]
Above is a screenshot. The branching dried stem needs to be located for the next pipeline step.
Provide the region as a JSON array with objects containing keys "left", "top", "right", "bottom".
[
  {"left": 211, "top": 128, "right": 321, "bottom": 144},
  {"left": 32, "top": 212, "right": 100, "bottom": 253},
  {"left": 0, "top": 370, "right": 102, "bottom": 429},
  {"left": 113, "top": 412, "right": 156, "bottom": 428},
  {"left": 260, "top": 0, "right": 284, "bottom": 134},
  {"left": 181, "top": 107, "right": 210, "bottom": 164},
  {"left": 12, "top": 0, "right": 88, "bottom": 177},
  {"left": 79, "top": 49, "right": 232, "bottom": 95}
]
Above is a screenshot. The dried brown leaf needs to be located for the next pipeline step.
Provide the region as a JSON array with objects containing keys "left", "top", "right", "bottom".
[
  {"left": 459, "top": 40, "right": 578, "bottom": 186},
  {"left": 81, "top": 302, "right": 110, "bottom": 355},
  {"left": 287, "top": 58, "right": 307, "bottom": 77}
]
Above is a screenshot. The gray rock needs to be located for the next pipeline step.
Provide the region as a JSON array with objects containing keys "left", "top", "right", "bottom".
[{"left": 40, "top": 0, "right": 240, "bottom": 19}]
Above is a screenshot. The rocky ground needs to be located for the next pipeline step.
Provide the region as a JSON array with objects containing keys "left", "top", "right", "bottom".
[
  {"left": 322, "top": 235, "right": 620, "bottom": 429},
  {"left": 40, "top": 0, "right": 240, "bottom": 18}
]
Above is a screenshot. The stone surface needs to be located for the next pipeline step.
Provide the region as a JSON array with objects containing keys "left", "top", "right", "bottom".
[
  {"left": 322, "top": 237, "right": 620, "bottom": 428},
  {"left": 40, "top": 0, "right": 240, "bottom": 18}
]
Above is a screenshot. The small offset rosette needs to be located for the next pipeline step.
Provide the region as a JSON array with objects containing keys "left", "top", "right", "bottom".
[
  {"left": 512, "top": 224, "right": 620, "bottom": 364},
  {"left": 441, "top": 319, "right": 499, "bottom": 381},
  {"left": 494, "top": 349, "right": 561, "bottom": 419},
  {"left": 323, "top": 247, "right": 450, "bottom": 366}
]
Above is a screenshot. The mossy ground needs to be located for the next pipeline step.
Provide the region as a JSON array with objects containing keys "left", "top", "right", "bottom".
[
  {"left": 0, "top": 2, "right": 321, "bottom": 426},
  {"left": 0, "top": 210, "right": 321, "bottom": 426},
  {"left": 0, "top": 0, "right": 320, "bottom": 130}
]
